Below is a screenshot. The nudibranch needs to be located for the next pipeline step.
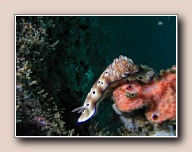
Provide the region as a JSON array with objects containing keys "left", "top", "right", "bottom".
[
  {"left": 72, "top": 55, "right": 155, "bottom": 123},
  {"left": 126, "top": 65, "right": 155, "bottom": 83}
]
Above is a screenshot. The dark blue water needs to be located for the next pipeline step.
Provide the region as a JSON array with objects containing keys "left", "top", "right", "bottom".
[{"left": 97, "top": 16, "right": 176, "bottom": 71}]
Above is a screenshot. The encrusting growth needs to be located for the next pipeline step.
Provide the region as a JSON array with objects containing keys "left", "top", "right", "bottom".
[{"left": 113, "top": 65, "right": 176, "bottom": 124}]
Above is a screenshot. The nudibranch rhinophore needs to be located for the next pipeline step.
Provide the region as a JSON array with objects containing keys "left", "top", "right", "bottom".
[{"left": 72, "top": 55, "right": 155, "bottom": 123}]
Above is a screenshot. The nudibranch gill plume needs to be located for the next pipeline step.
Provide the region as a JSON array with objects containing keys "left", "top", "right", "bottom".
[{"left": 72, "top": 55, "right": 155, "bottom": 123}]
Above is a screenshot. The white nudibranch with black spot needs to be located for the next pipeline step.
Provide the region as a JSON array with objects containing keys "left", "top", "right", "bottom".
[{"left": 72, "top": 55, "right": 155, "bottom": 123}]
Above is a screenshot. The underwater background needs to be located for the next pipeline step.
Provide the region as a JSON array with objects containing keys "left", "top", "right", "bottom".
[{"left": 16, "top": 16, "right": 176, "bottom": 136}]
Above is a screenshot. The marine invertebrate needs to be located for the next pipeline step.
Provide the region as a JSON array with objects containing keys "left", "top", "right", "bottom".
[
  {"left": 113, "top": 65, "right": 176, "bottom": 124},
  {"left": 16, "top": 17, "right": 75, "bottom": 136},
  {"left": 72, "top": 55, "right": 143, "bottom": 123},
  {"left": 127, "top": 65, "right": 155, "bottom": 83},
  {"left": 109, "top": 55, "right": 136, "bottom": 79},
  {"left": 145, "top": 66, "right": 176, "bottom": 124},
  {"left": 113, "top": 82, "right": 150, "bottom": 112},
  {"left": 150, "top": 130, "right": 175, "bottom": 136},
  {"left": 32, "top": 116, "right": 46, "bottom": 127}
]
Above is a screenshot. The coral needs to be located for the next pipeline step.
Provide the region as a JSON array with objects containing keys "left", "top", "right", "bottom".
[
  {"left": 88, "top": 121, "right": 112, "bottom": 136},
  {"left": 16, "top": 16, "right": 108, "bottom": 136},
  {"left": 119, "top": 116, "right": 140, "bottom": 133},
  {"left": 150, "top": 130, "right": 175, "bottom": 136},
  {"left": 16, "top": 17, "right": 77, "bottom": 136},
  {"left": 145, "top": 66, "right": 176, "bottom": 124},
  {"left": 113, "top": 104, "right": 154, "bottom": 136},
  {"left": 113, "top": 81, "right": 151, "bottom": 112},
  {"left": 112, "top": 65, "right": 176, "bottom": 124},
  {"left": 32, "top": 116, "right": 46, "bottom": 127}
]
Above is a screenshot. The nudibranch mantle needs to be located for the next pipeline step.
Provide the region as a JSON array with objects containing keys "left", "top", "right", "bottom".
[{"left": 72, "top": 55, "right": 154, "bottom": 123}]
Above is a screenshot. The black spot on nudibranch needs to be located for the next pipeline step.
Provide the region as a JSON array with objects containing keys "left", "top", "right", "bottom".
[
  {"left": 139, "top": 76, "right": 143, "bottom": 80},
  {"left": 98, "top": 81, "right": 100, "bottom": 83},
  {"left": 105, "top": 71, "right": 108, "bottom": 74},
  {"left": 93, "top": 91, "right": 95, "bottom": 94},
  {"left": 86, "top": 103, "right": 89, "bottom": 106},
  {"left": 101, "top": 82, "right": 103, "bottom": 84}
]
